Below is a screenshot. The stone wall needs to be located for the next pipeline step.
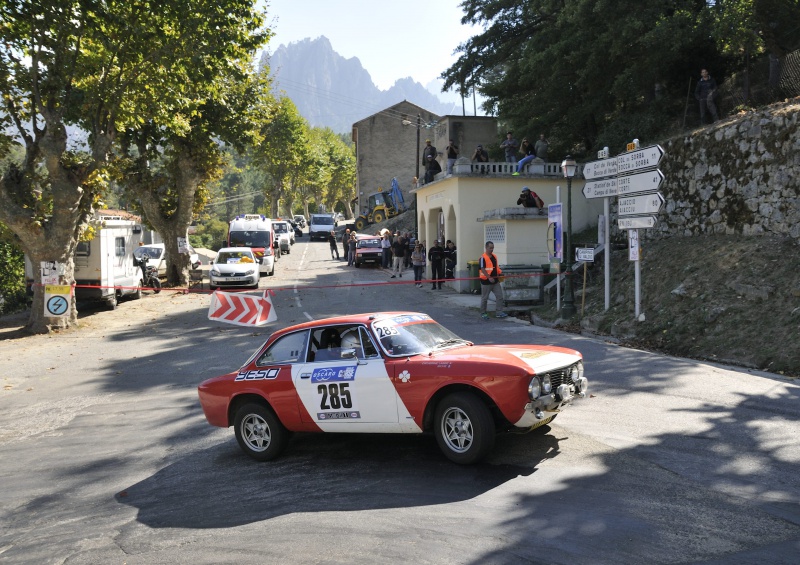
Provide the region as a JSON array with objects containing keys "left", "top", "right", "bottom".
[{"left": 624, "top": 99, "right": 800, "bottom": 241}]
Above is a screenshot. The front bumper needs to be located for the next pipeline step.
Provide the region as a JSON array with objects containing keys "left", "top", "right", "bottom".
[{"left": 513, "top": 368, "right": 588, "bottom": 428}]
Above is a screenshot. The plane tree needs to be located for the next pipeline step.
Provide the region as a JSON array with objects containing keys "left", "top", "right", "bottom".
[{"left": 0, "top": 0, "right": 268, "bottom": 333}]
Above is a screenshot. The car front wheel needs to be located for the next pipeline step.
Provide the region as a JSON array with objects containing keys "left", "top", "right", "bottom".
[
  {"left": 434, "top": 392, "right": 495, "bottom": 464},
  {"left": 234, "top": 403, "right": 289, "bottom": 462}
]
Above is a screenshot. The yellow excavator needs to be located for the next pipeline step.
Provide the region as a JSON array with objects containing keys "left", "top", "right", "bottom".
[{"left": 353, "top": 184, "right": 405, "bottom": 231}]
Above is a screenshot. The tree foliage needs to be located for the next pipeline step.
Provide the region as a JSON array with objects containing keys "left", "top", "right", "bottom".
[{"left": 441, "top": 0, "right": 798, "bottom": 156}]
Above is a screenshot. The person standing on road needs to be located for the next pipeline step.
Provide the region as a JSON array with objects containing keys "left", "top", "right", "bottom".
[
  {"left": 479, "top": 241, "right": 508, "bottom": 319},
  {"left": 390, "top": 234, "right": 405, "bottom": 278},
  {"left": 347, "top": 233, "right": 358, "bottom": 266},
  {"left": 328, "top": 230, "right": 340, "bottom": 260},
  {"left": 380, "top": 232, "right": 392, "bottom": 268},
  {"left": 428, "top": 239, "right": 445, "bottom": 290},
  {"left": 411, "top": 243, "right": 426, "bottom": 288},
  {"left": 341, "top": 228, "right": 351, "bottom": 260}
]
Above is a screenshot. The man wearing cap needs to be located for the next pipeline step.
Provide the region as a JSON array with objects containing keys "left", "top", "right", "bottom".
[
  {"left": 422, "top": 139, "right": 437, "bottom": 164},
  {"left": 427, "top": 239, "right": 445, "bottom": 290},
  {"left": 424, "top": 154, "right": 442, "bottom": 184},
  {"left": 517, "top": 186, "right": 545, "bottom": 215}
]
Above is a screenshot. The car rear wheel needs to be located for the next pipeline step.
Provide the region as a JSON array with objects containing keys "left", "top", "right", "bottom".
[
  {"left": 234, "top": 403, "right": 289, "bottom": 462},
  {"left": 434, "top": 392, "right": 495, "bottom": 464}
]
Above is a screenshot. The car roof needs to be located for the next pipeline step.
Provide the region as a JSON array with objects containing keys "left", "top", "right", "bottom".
[
  {"left": 217, "top": 247, "right": 254, "bottom": 254},
  {"left": 266, "top": 312, "right": 426, "bottom": 340},
  {"left": 138, "top": 243, "right": 165, "bottom": 249}
]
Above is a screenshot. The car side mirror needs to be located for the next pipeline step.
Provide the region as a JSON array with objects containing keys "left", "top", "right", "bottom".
[{"left": 341, "top": 348, "right": 357, "bottom": 359}]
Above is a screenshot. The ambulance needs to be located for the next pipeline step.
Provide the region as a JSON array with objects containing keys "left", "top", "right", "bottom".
[{"left": 226, "top": 214, "right": 276, "bottom": 276}]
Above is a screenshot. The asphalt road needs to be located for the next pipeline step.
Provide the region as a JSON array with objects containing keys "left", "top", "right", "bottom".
[{"left": 1, "top": 233, "right": 799, "bottom": 564}]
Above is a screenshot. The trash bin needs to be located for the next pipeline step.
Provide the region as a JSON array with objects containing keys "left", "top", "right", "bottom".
[{"left": 467, "top": 260, "right": 481, "bottom": 294}]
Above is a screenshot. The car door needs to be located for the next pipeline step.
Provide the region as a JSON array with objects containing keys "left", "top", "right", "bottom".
[{"left": 292, "top": 325, "right": 402, "bottom": 432}]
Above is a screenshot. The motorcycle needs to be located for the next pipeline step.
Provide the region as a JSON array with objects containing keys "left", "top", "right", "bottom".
[{"left": 135, "top": 255, "right": 161, "bottom": 294}]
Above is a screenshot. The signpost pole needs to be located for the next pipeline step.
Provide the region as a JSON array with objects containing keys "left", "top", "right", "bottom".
[{"left": 604, "top": 196, "right": 610, "bottom": 311}]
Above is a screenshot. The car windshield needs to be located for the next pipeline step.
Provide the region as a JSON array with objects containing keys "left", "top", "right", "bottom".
[
  {"left": 357, "top": 238, "right": 381, "bottom": 248},
  {"left": 371, "top": 314, "right": 468, "bottom": 357},
  {"left": 217, "top": 251, "right": 255, "bottom": 264},
  {"left": 313, "top": 216, "right": 334, "bottom": 225},
  {"left": 274, "top": 223, "right": 288, "bottom": 233},
  {"left": 134, "top": 247, "right": 162, "bottom": 260},
  {"left": 229, "top": 230, "right": 271, "bottom": 247}
]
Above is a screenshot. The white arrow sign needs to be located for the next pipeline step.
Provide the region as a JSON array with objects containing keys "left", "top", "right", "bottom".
[
  {"left": 618, "top": 193, "right": 665, "bottom": 216},
  {"left": 617, "top": 169, "right": 665, "bottom": 196},
  {"left": 582, "top": 158, "right": 618, "bottom": 180},
  {"left": 582, "top": 177, "right": 618, "bottom": 199},
  {"left": 618, "top": 216, "right": 657, "bottom": 229},
  {"left": 616, "top": 144, "right": 664, "bottom": 174}
]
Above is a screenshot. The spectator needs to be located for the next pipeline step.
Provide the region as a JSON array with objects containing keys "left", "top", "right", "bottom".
[
  {"left": 347, "top": 233, "right": 357, "bottom": 266},
  {"left": 341, "top": 228, "right": 350, "bottom": 259},
  {"left": 695, "top": 68, "right": 719, "bottom": 124},
  {"left": 534, "top": 134, "right": 549, "bottom": 161},
  {"left": 411, "top": 243, "right": 426, "bottom": 288},
  {"left": 404, "top": 232, "right": 413, "bottom": 268},
  {"left": 517, "top": 186, "right": 545, "bottom": 215},
  {"left": 479, "top": 241, "right": 508, "bottom": 319},
  {"left": 512, "top": 137, "right": 535, "bottom": 176},
  {"left": 443, "top": 240, "right": 457, "bottom": 279},
  {"left": 428, "top": 239, "right": 445, "bottom": 290},
  {"left": 421, "top": 139, "right": 437, "bottom": 164},
  {"left": 471, "top": 144, "right": 490, "bottom": 174},
  {"left": 424, "top": 154, "right": 442, "bottom": 184},
  {"left": 390, "top": 235, "right": 405, "bottom": 278},
  {"left": 500, "top": 132, "right": 518, "bottom": 163},
  {"left": 380, "top": 233, "right": 392, "bottom": 268},
  {"left": 327, "top": 230, "right": 340, "bottom": 260},
  {"left": 445, "top": 139, "right": 459, "bottom": 175}
]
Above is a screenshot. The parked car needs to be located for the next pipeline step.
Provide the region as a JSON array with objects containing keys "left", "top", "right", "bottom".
[
  {"left": 197, "top": 312, "right": 588, "bottom": 464},
  {"left": 133, "top": 243, "right": 200, "bottom": 277},
  {"left": 272, "top": 221, "right": 292, "bottom": 254},
  {"left": 354, "top": 235, "right": 382, "bottom": 267},
  {"left": 209, "top": 247, "right": 261, "bottom": 291}
]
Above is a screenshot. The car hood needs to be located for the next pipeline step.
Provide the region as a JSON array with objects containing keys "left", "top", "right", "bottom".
[
  {"left": 421, "top": 344, "right": 581, "bottom": 374},
  {"left": 213, "top": 262, "right": 256, "bottom": 274}
]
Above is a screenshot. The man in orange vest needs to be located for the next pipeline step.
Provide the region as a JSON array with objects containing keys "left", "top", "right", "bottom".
[{"left": 479, "top": 241, "right": 508, "bottom": 319}]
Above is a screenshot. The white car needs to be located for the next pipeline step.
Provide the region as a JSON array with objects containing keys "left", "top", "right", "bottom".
[
  {"left": 272, "top": 221, "right": 292, "bottom": 254},
  {"left": 209, "top": 247, "right": 261, "bottom": 290},
  {"left": 133, "top": 243, "right": 200, "bottom": 277}
]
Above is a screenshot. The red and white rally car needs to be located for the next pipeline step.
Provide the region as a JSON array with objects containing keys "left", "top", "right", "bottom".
[{"left": 198, "top": 312, "right": 588, "bottom": 464}]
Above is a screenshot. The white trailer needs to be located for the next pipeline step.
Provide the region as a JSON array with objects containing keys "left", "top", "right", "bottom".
[{"left": 25, "top": 212, "right": 150, "bottom": 309}]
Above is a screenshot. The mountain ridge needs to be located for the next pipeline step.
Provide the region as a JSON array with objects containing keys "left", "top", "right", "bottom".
[{"left": 260, "top": 36, "right": 462, "bottom": 133}]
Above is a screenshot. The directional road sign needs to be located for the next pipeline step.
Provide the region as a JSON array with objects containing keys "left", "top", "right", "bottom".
[
  {"left": 616, "top": 169, "right": 665, "bottom": 196},
  {"left": 618, "top": 216, "right": 657, "bottom": 229},
  {"left": 582, "top": 177, "right": 617, "bottom": 199},
  {"left": 618, "top": 193, "right": 665, "bottom": 216},
  {"left": 582, "top": 157, "right": 618, "bottom": 180},
  {"left": 616, "top": 144, "right": 664, "bottom": 174}
]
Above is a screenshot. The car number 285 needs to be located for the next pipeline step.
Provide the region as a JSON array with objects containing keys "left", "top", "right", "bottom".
[{"left": 318, "top": 383, "right": 352, "bottom": 409}]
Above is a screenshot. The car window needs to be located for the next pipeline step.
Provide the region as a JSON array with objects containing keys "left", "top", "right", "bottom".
[
  {"left": 357, "top": 239, "right": 381, "bottom": 248},
  {"left": 256, "top": 331, "right": 309, "bottom": 366},
  {"left": 372, "top": 314, "right": 465, "bottom": 357}
]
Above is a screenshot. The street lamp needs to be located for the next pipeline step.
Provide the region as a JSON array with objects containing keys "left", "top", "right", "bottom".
[
  {"left": 402, "top": 114, "right": 422, "bottom": 237},
  {"left": 561, "top": 155, "right": 577, "bottom": 319}
]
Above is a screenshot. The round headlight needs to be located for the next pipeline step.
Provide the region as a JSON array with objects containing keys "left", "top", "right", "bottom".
[
  {"left": 528, "top": 377, "right": 541, "bottom": 400},
  {"left": 541, "top": 374, "right": 552, "bottom": 395},
  {"left": 569, "top": 361, "right": 584, "bottom": 382}
]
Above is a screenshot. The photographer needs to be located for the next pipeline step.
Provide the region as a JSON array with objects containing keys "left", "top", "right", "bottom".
[
  {"left": 471, "top": 144, "right": 489, "bottom": 174},
  {"left": 445, "top": 139, "right": 459, "bottom": 175}
]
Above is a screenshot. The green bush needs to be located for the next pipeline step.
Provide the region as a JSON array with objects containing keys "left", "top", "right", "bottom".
[{"left": 0, "top": 226, "right": 27, "bottom": 315}]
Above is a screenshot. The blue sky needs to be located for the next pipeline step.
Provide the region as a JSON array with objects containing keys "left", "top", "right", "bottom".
[{"left": 261, "top": 0, "right": 482, "bottom": 98}]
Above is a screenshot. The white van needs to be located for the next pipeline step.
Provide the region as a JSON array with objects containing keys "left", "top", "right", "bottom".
[
  {"left": 227, "top": 214, "right": 276, "bottom": 276},
  {"left": 309, "top": 213, "right": 336, "bottom": 240}
]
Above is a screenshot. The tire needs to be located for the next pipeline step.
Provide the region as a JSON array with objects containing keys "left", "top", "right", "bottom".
[
  {"left": 373, "top": 211, "right": 385, "bottom": 223},
  {"left": 210, "top": 285, "right": 217, "bottom": 291},
  {"left": 150, "top": 277, "right": 162, "bottom": 294},
  {"left": 355, "top": 261, "right": 361, "bottom": 268},
  {"left": 355, "top": 218, "right": 366, "bottom": 231},
  {"left": 268, "top": 263, "right": 275, "bottom": 277},
  {"left": 233, "top": 402, "right": 289, "bottom": 462},
  {"left": 105, "top": 295, "right": 118, "bottom": 310},
  {"left": 132, "top": 279, "right": 143, "bottom": 300},
  {"left": 434, "top": 392, "right": 495, "bottom": 464}
]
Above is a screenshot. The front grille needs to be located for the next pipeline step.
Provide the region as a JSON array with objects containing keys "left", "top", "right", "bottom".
[{"left": 542, "top": 367, "right": 570, "bottom": 389}]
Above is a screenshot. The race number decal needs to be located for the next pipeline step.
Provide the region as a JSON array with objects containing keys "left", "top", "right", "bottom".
[
  {"left": 316, "top": 382, "right": 360, "bottom": 420},
  {"left": 373, "top": 325, "right": 398, "bottom": 339},
  {"left": 235, "top": 368, "right": 280, "bottom": 381}
]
